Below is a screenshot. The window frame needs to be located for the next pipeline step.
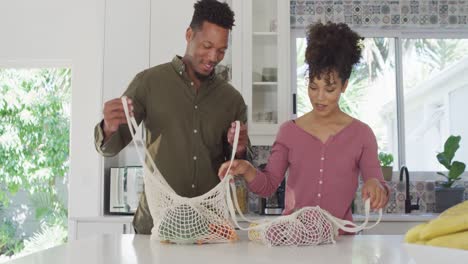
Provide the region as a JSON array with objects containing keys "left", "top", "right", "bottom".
[{"left": 290, "top": 27, "right": 468, "bottom": 170}]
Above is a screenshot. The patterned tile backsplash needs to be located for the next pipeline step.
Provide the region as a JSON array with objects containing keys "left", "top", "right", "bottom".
[
  {"left": 250, "top": 145, "right": 272, "bottom": 167},
  {"left": 290, "top": 0, "right": 468, "bottom": 29},
  {"left": 249, "top": 146, "right": 468, "bottom": 215},
  {"left": 354, "top": 179, "right": 468, "bottom": 215}
]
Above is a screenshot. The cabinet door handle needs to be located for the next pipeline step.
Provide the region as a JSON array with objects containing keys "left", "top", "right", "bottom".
[
  {"left": 123, "top": 223, "right": 127, "bottom": 234},
  {"left": 292, "top": 93, "right": 296, "bottom": 115}
]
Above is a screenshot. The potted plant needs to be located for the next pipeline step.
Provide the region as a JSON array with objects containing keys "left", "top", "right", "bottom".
[
  {"left": 434, "top": 135, "right": 466, "bottom": 213},
  {"left": 379, "top": 152, "right": 394, "bottom": 181}
]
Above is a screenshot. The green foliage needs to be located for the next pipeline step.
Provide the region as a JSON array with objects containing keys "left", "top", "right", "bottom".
[
  {"left": 413, "top": 39, "right": 467, "bottom": 72},
  {"left": 20, "top": 223, "right": 67, "bottom": 256},
  {"left": 0, "top": 68, "right": 70, "bottom": 256},
  {"left": 378, "top": 152, "right": 394, "bottom": 167},
  {"left": 436, "top": 135, "right": 466, "bottom": 188},
  {"left": 401, "top": 39, "right": 468, "bottom": 91},
  {"left": 0, "top": 220, "right": 24, "bottom": 257},
  {"left": 339, "top": 70, "right": 367, "bottom": 117},
  {"left": 30, "top": 191, "right": 68, "bottom": 226}
]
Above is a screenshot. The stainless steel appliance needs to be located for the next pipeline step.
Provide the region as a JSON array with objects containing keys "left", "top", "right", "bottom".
[
  {"left": 258, "top": 163, "right": 286, "bottom": 215},
  {"left": 107, "top": 166, "right": 144, "bottom": 214},
  {"left": 260, "top": 178, "right": 285, "bottom": 215}
]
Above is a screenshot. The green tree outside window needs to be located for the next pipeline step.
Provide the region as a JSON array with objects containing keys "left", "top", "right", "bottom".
[{"left": 0, "top": 68, "right": 70, "bottom": 257}]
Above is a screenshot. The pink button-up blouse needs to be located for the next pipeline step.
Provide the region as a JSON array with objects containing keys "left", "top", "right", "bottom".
[{"left": 247, "top": 119, "right": 387, "bottom": 224}]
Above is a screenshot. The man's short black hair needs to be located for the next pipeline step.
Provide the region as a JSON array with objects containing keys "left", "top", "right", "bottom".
[{"left": 190, "top": 0, "right": 235, "bottom": 31}]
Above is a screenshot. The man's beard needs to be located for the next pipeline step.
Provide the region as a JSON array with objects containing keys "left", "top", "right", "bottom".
[{"left": 194, "top": 69, "right": 212, "bottom": 81}]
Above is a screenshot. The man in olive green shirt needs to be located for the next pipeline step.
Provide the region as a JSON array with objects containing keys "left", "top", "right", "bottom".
[{"left": 94, "top": 0, "right": 250, "bottom": 234}]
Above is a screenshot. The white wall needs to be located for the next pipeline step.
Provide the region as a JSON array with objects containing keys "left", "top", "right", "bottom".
[
  {"left": 450, "top": 86, "right": 468, "bottom": 163},
  {"left": 0, "top": 0, "right": 106, "bottom": 219},
  {"left": 150, "top": 0, "right": 196, "bottom": 66}
]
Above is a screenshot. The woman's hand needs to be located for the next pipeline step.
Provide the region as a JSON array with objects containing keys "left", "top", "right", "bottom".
[
  {"left": 218, "top": 160, "right": 257, "bottom": 183},
  {"left": 361, "top": 178, "right": 389, "bottom": 210}
]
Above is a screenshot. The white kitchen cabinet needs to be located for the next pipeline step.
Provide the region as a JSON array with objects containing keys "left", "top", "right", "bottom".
[
  {"left": 69, "top": 216, "right": 134, "bottom": 240},
  {"left": 68, "top": 0, "right": 150, "bottom": 240},
  {"left": 102, "top": 0, "right": 150, "bottom": 102},
  {"left": 239, "top": 0, "right": 291, "bottom": 145}
]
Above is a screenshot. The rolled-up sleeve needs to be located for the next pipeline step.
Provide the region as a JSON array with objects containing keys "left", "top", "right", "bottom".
[{"left": 94, "top": 120, "right": 126, "bottom": 157}]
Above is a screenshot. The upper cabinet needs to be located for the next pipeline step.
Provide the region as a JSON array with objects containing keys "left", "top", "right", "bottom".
[
  {"left": 102, "top": 0, "right": 150, "bottom": 102},
  {"left": 150, "top": 0, "right": 197, "bottom": 66},
  {"left": 238, "top": 0, "right": 291, "bottom": 145}
]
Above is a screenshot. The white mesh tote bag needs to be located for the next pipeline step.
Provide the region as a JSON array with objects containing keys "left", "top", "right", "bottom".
[
  {"left": 122, "top": 96, "right": 242, "bottom": 244},
  {"left": 225, "top": 164, "right": 383, "bottom": 247},
  {"left": 122, "top": 96, "right": 382, "bottom": 246}
]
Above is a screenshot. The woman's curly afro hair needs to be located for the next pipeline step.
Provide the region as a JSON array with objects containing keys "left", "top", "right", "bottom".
[
  {"left": 305, "top": 22, "right": 363, "bottom": 84},
  {"left": 190, "top": 0, "right": 235, "bottom": 30}
]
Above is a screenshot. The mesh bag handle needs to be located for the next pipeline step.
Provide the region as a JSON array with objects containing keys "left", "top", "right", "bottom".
[{"left": 121, "top": 97, "right": 173, "bottom": 190}]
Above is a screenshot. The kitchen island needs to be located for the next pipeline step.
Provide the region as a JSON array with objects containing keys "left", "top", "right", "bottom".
[
  {"left": 5, "top": 234, "right": 467, "bottom": 264},
  {"left": 70, "top": 213, "right": 439, "bottom": 239}
]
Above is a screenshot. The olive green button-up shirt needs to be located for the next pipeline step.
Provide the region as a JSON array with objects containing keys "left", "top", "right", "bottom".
[{"left": 94, "top": 56, "right": 250, "bottom": 234}]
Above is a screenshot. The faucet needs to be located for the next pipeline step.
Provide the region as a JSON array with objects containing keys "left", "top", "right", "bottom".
[{"left": 399, "top": 166, "right": 420, "bottom": 214}]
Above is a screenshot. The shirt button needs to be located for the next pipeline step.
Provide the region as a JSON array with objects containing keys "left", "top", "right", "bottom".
[
  {"left": 193, "top": 156, "right": 197, "bottom": 160},
  {"left": 193, "top": 129, "right": 198, "bottom": 133},
  {"left": 190, "top": 82, "right": 194, "bottom": 86},
  {"left": 192, "top": 184, "right": 196, "bottom": 188},
  {"left": 319, "top": 180, "right": 323, "bottom": 184},
  {"left": 321, "top": 157, "right": 325, "bottom": 161},
  {"left": 194, "top": 105, "right": 198, "bottom": 109},
  {"left": 179, "top": 71, "right": 182, "bottom": 75},
  {"left": 317, "top": 193, "right": 321, "bottom": 197},
  {"left": 319, "top": 169, "right": 323, "bottom": 172}
]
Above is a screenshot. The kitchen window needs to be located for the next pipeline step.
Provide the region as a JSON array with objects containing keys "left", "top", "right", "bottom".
[
  {"left": 0, "top": 67, "right": 70, "bottom": 258},
  {"left": 292, "top": 31, "right": 468, "bottom": 174}
]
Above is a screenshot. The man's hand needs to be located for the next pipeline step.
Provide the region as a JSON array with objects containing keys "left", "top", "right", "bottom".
[
  {"left": 361, "top": 178, "right": 389, "bottom": 210},
  {"left": 102, "top": 97, "right": 133, "bottom": 141},
  {"left": 227, "top": 121, "right": 248, "bottom": 158}
]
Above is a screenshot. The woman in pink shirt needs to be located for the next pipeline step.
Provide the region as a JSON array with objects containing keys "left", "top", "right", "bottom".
[{"left": 219, "top": 22, "right": 389, "bottom": 226}]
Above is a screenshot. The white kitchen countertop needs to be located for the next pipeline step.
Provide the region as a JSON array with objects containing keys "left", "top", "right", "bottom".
[{"left": 5, "top": 234, "right": 467, "bottom": 264}]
